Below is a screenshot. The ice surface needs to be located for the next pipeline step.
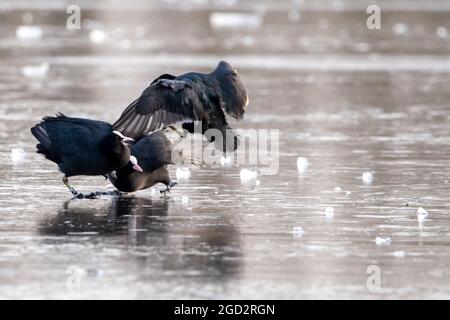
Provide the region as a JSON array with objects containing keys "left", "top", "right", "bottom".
[
  {"left": 89, "top": 29, "right": 106, "bottom": 44},
  {"left": 324, "top": 207, "right": 334, "bottom": 219},
  {"left": 176, "top": 167, "right": 191, "bottom": 180},
  {"left": 362, "top": 172, "right": 373, "bottom": 184},
  {"left": 375, "top": 236, "right": 391, "bottom": 246},
  {"left": 16, "top": 25, "right": 42, "bottom": 40},
  {"left": 288, "top": 10, "right": 300, "bottom": 22},
  {"left": 417, "top": 207, "right": 429, "bottom": 222},
  {"left": 296, "top": 157, "right": 309, "bottom": 174},
  {"left": 2, "top": 2, "right": 450, "bottom": 300},
  {"left": 292, "top": 226, "right": 304, "bottom": 237},
  {"left": 22, "top": 62, "right": 49, "bottom": 78},
  {"left": 209, "top": 12, "right": 263, "bottom": 29},
  {"left": 11, "top": 148, "right": 26, "bottom": 164},
  {"left": 240, "top": 168, "right": 258, "bottom": 185},
  {"left": 22, "top": 12, "right": 33, "bottom": 24}
]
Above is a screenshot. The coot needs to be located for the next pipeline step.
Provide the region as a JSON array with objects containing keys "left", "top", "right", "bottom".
[
  {"left": 107, "top": 126, "right": 199, "bottom": 194},
  {"left": 113, "top": 61, "right": 249, "bottom": 153},
  {"left": 31, "top": 113, "right": 143, "bottom": 197}
]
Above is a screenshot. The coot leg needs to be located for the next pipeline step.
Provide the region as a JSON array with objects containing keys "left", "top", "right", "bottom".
[{"left": 63, "top": 176, "right": 79, "bottom": 196}]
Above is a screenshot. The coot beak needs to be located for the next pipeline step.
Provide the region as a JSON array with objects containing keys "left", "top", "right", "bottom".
[
  {"left": 113, "top": 130, "right": 135, "bottom": 145},
  {"left": 121, "top": 136, "right": 135, "bottom": 146},
  {"left": 129, "top": 155, "right": 143, "bottom": 173}
]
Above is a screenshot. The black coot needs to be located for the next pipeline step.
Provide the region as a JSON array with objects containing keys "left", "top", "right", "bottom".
[
  {"left": 113, "top": 61, "right": 249, "bottom": 153},
  {"left": 31, "top": 113, "right": 143, "bottom": 197},
  {"left": 108, "top": 126, "right": 192, "bottom": 194}
]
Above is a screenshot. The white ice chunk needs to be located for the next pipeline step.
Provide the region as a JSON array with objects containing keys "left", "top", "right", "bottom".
[
  {"left": 324, "top": 207, "right": 334, "bottom": 218},
  {"left": 392, "top": 23, "right": 409, "bottom": 35},
  {"left": 16, "top": 25, "right": 42, "bottom": 40},
  {"left": 209, "top": 12, "right": 263, "bottom": 29},
  {"left": 417, "top": 207, "right": 429, "bottom": 222},
  {"left": 392, "top": 250, "right": 406, "bottom": 258},
  {"left": 176, "top": 167, "right": 191, "bottom": 180},
  {"left": 375, "top": 236, "right": 391, "bottom": 246},
  {"left": 89, "top": 29, "right": 106, "bottom": 44},
  {"left": 240, "top": 168, "right": 257, "bottom": 185},
  {"left": 362, "top": 172, "right": 373, "bottom": 184},
  {"left": 297, "top": 157, "right": 309, "bottom": 174},
  {"left": 241, "top": 35, "right": 255, "bottom": 47},
  {"left": 288, "top": 10, "right": 300, "bottom": 22},
  {"left": 220, "top": 156, "right": 232, "bottom": 166},
  {"left": 436, "top": 27, "right": 448, "bottom": 38},
  {"left": 11, "top": 148, "right": 26, "bottom": 164},
  {"left": 22, "top": 62, "right": 49, "bottom": 78},
  {"left": 181, "top": 195, "right": 189, "bottom": 205},
  {"left": 334, "top": 186, "right": 341, "bottom": 192},
  {"left": 292, "top": 226, "right": 304, "bottom": 237}
]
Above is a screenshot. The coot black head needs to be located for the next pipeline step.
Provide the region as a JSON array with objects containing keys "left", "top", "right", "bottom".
[
  {"left": 212, "top": 61, "right": 249, "bottom": 120},
  {"left": 99, "top": 130, "right": 135, "bottom": 170},
  {"left": 214, "top": 60, "right": 236, "bottom": 74}
]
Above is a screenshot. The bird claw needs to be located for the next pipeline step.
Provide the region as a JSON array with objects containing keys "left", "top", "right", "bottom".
[
  {"left": 74, "top": 192, "right": 99, "bottom": 199},
  {"left": 160, "top": 181, "right": 177, "bottom": 196},
  {"left": 169, "top": 181, "right": 177, "bottom": 188},
  {"left": 72, "top": 190, "right": 121, "bottom": 199},
  {"left": 160, "top": 188, "right": 170, "bottom": 196}
]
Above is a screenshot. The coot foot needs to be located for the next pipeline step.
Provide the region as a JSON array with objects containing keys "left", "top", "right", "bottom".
[
  {"left": 73, "top": 190, "right": 122, "bottom": 199},
  {"left": 160, "top": 181, "right": 177, "bottom": 196}
]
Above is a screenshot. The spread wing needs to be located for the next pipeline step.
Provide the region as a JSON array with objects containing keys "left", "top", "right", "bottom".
[{"left": 113, "top": 78, "right": 212, "bottom": 140}]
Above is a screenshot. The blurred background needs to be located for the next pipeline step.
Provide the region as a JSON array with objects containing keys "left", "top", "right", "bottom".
[{"left": 1, "top": 0, "right": 450, "bottom": 299}]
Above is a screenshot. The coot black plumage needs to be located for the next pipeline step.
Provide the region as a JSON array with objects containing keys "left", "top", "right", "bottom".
[
  {"left": 112, "top": 61, "right": 249, "bottom": 153},
  {"left": 108, "top": 126, "right": 195, "bottom": 194},
  {"left": 31, "top": 113, "right": 143, "bottom": 197}
]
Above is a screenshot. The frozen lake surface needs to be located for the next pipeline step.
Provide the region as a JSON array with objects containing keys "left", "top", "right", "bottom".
[{"left": 1, "top": 0, "right": 450, "bottom": 299}]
